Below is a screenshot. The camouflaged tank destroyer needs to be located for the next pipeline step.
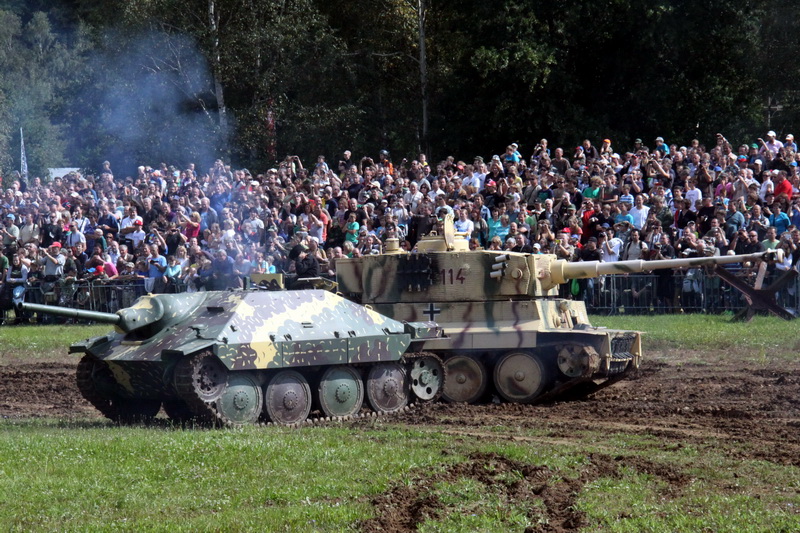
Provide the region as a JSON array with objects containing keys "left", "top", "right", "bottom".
[
  {"left": 335, "top": 216, "right": 782, "bottom": 405},
  {"left": 21, "top": 291, "right": 446, "bottom": 426}
]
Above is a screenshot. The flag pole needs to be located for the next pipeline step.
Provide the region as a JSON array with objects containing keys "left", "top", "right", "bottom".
[{"left": 20, "top": 127, "right": 28, "bottom": 182}]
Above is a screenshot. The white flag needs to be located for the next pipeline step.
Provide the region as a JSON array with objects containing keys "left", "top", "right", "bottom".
[{"left": 20, "top": 127, "right": 28, "bottom": 179}]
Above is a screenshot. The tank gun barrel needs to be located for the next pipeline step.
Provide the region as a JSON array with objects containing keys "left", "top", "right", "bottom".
[
  {"left": 553, "top": 249, "right": 782, "bottom": 283},
  {"left": 19, "top": 297, "right": 166, "bottom": 333},
  {"left": 19, "top": 302, "right": 122, "bottom": 326}
]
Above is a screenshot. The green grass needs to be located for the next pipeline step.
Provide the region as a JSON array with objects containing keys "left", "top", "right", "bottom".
[
  {"left": 590, "top": 314, "right": 800, "bottom": 357},
  {"left": 0, "top": 319, "right": 799, "bottom": 531},
  {"left": 0, "top": 325, "right": 110, "bottom": 362},
  {"left": 2, "top": 419, "right": 796, "bottom": 532},
  {"left": 0, "top": 423, "right": 453, "bottom": 532}
]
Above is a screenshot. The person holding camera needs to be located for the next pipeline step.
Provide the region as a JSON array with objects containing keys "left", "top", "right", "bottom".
[
  {"left": 145, "top": 243, "right": 168, "bottom": 293},
  {"left": 703, "top": 218, "right": 729, "bottom": 253}
]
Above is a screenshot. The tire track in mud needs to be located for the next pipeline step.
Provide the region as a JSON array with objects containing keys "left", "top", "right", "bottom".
[{"left": 361, "top": 451, "right": 692, "bottom": 533}]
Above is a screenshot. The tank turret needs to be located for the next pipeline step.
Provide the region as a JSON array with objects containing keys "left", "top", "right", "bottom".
[{"left": 335, "top": 215, "right": 783, "bottom": 405}]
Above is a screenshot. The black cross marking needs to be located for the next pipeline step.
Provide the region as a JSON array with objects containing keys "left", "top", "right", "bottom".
[{"left": 423, "top": 302, "right": 441, "bottom": 321}]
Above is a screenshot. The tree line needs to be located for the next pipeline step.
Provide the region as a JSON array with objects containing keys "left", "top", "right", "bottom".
[{"left": 0, "top": 0, "right": 798, "bottom": 181}]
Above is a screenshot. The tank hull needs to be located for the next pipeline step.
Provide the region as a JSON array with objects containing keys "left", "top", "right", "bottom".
[{"left": 65, "top": 289, "right": 439, "bottom": 425}]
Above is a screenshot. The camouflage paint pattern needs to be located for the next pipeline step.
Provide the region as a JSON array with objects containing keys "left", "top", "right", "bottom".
[
  {"left": 56, "top": 289, "right": 410, "bottom": 370},
  {"left": 335, "top": 246, "right": 771, "bottom": 380},
  {"left": 27, "top": 289, "right": 414, "bottom": 403},
  {"left": 27, "top": 238, "right": 766, "bottom": 411}
]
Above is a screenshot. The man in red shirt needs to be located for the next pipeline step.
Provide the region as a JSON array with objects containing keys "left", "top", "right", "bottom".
[{"left": 773, "top": 171, "right": 793, "bottom": 205}]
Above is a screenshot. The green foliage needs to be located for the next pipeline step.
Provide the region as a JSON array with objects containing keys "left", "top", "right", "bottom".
[
  {"left": 0, "top": 7, "right": 90, "bottom": 179},
  {"left": 0, "top": 0, "right": 796, "bottom": 172}
]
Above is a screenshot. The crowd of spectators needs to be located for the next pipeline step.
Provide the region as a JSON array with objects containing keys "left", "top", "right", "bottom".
[{"left": 1, "top": 132, "right": 799, "bottom": 310}]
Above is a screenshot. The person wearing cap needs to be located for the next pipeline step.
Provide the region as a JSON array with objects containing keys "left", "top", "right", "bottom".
[
  {"left": 785, "top": 134, "right": 797, "bottom": 152},
  {"left": 289, "top": 241, "right": 318, "bottom": 280},
  {"left": 1, "top": 214, "right": 19, "bottom": 257},
  {"left": 759, "top": 131, "right": 783, "bottom": 156},
  {"left": 129, "top": 219, "right": 147, "bottom": 249},
  {"left": 481, "top": 177, "right": 505, "bottom": 210},
  {"left": 40, "top": 241, "right": 66, "bottom": 280},
  {"left": 596, "top": 138, "right": 612, "bottom": 157},
  {"left": 503, "top": 145, "right": 520, "bottom": 165},
  {"left": 654, "top": 136, "right": 670, "bottom": 156}
]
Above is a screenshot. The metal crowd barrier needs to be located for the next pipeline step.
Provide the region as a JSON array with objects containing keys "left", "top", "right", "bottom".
[
  {"left": 2, "top": 269, "right": 798, "bottom": 324},
  {"left": 583, "top": 268, "right": 800, "bottom": 316}
]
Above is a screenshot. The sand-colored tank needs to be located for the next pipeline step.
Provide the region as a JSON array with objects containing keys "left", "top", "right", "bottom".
[{"left": 335, "top": 216, "right": 781, "bottom": 404}]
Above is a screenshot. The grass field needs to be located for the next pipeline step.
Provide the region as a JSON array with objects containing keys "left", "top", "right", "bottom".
[{"left": 0, "top": 316, "right": 798, "bottom": 532}]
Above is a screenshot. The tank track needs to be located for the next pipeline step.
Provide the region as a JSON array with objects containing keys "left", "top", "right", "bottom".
[
  {"left": 255, "top": 403, "right": 421, "bottom": 428},
  {"left": 172, "top": 351, "right": 443, "bottom": 427},
  {"left": 76, "top": 354, "right": 121, "bottom": 421},
  {"left": 173, "top": 352, "right": 230, "bottom": 426},
  {"left": 77, "top": 354, "right": 163, "bottom": 423}
]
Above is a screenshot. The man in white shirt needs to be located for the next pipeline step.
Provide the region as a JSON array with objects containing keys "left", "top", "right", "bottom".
[
  {"left": 403, "top": 182, "right": 424, "bottom": 213},
  {"left": 758, "top": 130, "right": 783, "bottom": 156},
  {"left": 599, "top": 227, "right": 622, "bottom": 262},
  {"left": 685, "top": 180, "right": 702, "bottom": 212},
  {"left": 120, "top": 206, "right": 143, "bottom": 236},
  {"left": 454, "top": 208, "right": 474, "bottom": 238},
  {"left": 630, "top": 195, "right": 650, "bottom": 230}
]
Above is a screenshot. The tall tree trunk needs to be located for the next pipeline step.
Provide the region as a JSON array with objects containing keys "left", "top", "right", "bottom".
[
  {"left": 208, "top": 0, "right": 228, "bottom": 151},
  {"left": 418, "top": 0, "right": 429, "bottom": 153}
]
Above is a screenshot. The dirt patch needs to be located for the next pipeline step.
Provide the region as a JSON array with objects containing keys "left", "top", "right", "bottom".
[
  {"left": 0, "top": 362, "right": 96, "bottom": 419},
  {"left": 394, "top": 354, "right": 800, "bottom": 468},
  {"left": 361, "top": 451, "right": 691, "bottom": 533}
]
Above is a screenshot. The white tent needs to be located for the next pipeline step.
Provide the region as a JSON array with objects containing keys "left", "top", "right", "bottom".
[{"left": 47, "top": 168, "right": 81, "bottom": 180}]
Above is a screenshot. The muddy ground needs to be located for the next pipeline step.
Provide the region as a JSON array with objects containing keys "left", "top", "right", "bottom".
[{"left": 1, "top": 350, "right": 798, "bottom": 531}]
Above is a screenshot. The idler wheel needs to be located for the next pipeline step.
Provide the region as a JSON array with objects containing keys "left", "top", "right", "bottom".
[
  {"left": 265, "top": 370, "right": 311, "bottom": 425},
  {"left": 318, "top": 366, "right": 364, "bottom": 418},
  {"left": 408, "top": 355, "right": 445, "bottom": 402},
  {"left": 215, "top": 373, "right": 263, "bottom": 425},
  {"left": 493, "top": 351, "right": 551, "bottom": 403},
  {"left": 442, "top": 355, "right": 487, "bottom": 404},
  {"left": 366, "top": 362, "right": 409, "bottom": 413}
]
